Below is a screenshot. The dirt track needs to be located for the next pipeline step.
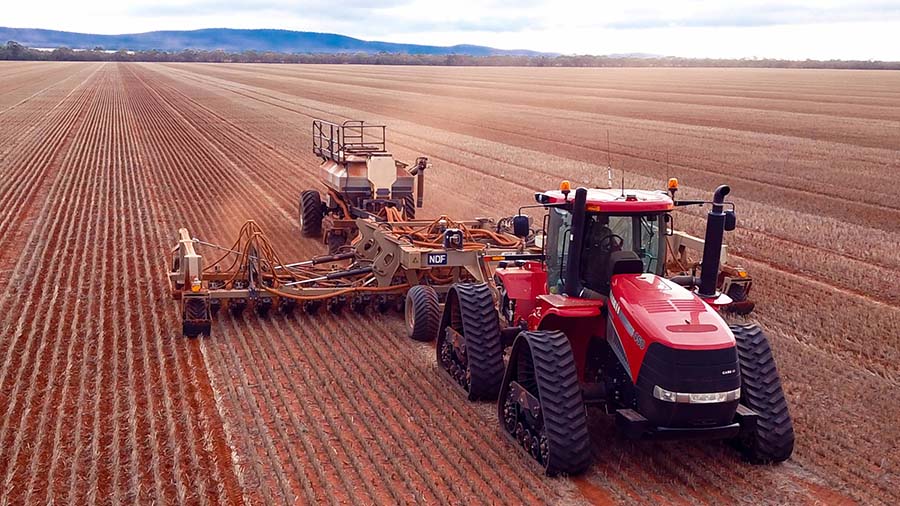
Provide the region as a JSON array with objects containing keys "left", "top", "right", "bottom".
[{"left": 0, "top": 62, "right": 897, "bottom": 505}]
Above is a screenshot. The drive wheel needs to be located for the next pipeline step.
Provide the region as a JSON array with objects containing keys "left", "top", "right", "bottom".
[
  {"left": 406, "top": 285, "right": 440, "bottom": 342},
  {"left": 730, "top": 323, "right": 794, "bottom": 464},
  {"left": 300, "top": 190, "right": 323, "bottom": 237},
  {"left": 437, "top": 283, "right": 504, "bottom": 401},
  {"left": 498, "top": 330, "right": 591, "bottom": 476},
  {"left": 402, "top": 194, "right": 416, "bottom": 220}
]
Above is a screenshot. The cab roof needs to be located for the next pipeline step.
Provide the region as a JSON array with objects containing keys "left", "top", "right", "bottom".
[{"left": 539, "top": 188, "right": 674, "bottom": 213}]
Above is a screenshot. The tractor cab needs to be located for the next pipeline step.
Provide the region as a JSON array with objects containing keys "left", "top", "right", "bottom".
[{"left": 540, "top": 187, "right": 673, "bottom": 298}]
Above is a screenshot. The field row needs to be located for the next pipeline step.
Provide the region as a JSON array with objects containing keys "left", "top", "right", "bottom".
[{"left": 0, "top": 61, "right": 895, "bottom": 505}]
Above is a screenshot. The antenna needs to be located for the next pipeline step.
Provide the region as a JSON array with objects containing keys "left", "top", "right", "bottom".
[
  {"left": 666, "top": 151, "right": 670, "bottom": 188},
  {"left": 606, "top": 131, "right": 613, "bottom": 189},
  {"left": 620, "top": 160, "right": 626, "bottom": 198}
]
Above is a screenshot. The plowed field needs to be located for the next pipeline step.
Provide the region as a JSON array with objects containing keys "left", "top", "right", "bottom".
[{"left": 0, "top": 61, "right": 897, "bottom": 505}]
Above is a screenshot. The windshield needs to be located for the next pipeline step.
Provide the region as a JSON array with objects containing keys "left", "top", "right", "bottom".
[{"left": 547, "top": 210, "right": 665, "bottom": 295}]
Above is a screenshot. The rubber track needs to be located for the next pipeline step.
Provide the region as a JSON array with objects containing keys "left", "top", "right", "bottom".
[
  {"left": 447, "top": 283, "right": 505, "bottom": 400},
  {"left": 731, "top": 323, "right": 795, "bottom": 463},
  {"left": 517, "top": 331, "right": 591, "bottom": 476}
]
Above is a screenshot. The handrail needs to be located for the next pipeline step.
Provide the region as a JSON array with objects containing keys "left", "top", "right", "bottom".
[{"left": 313, "top": 119, "right": 388, "bottom": 163}]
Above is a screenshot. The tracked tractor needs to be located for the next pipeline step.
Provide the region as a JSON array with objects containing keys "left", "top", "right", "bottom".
[
  {"left": 409, "top": 181, "right": 794, "bottom": 475},
  {"left": 300, "top": 119, "right": 429, "bottom": 253}
]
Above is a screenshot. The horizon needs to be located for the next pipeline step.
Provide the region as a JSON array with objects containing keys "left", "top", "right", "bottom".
[
  {"left": 4, "top": 1, "right": 900, "bottom": 60},
  {"left": 7, "top": 26, "right": 900, "bottom": 62}
]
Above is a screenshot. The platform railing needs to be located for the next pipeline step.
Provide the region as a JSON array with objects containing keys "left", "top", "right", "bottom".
[{"left": 313, "top": 119, "right": 387, "bottom": 163}]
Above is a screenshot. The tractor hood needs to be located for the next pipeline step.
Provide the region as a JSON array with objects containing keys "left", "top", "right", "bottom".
[{"left": 609, "top": 273, "right": 735, "bottom": 352}]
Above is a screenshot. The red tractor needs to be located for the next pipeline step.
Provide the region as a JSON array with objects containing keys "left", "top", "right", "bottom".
[{"left": 407, "top": 182, "right": 794, "bottom": 475}]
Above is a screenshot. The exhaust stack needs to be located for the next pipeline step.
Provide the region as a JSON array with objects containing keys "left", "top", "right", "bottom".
[
  {"left": 565, "top": 187, "right": 588, "bottom": 297},
  {"left": 698, "top": 185, "right": 730, "bottom": 298}
]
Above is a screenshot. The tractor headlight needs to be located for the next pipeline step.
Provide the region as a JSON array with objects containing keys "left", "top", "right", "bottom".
[
  {"left": 654, "top": 386, "right": 677, "bottom": 403},
  {"left": 653, "top": 385, "right": 741, "bottom": 404}
]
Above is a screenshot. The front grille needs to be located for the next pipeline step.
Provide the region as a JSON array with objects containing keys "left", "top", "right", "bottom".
[
  {"left": 637, "top": 343, "right": 739, "bottom": 393},
  {"left": 635, "top": 343, "right": 740, "bottom": 427}
]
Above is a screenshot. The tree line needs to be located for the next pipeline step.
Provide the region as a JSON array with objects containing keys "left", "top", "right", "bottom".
[{"left": 2, "top": 41, "right": 898, "bottom": 69}]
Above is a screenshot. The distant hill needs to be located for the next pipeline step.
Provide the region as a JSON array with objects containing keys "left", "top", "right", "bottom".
[{"left": 0, "top": 27, "right": 547, "bottom": 56}]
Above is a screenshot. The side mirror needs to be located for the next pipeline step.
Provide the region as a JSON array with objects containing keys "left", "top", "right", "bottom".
[
  {"left": 512, "top": 215, "right": 530, "bottom": 238},
  {"left": 724, "top": 210, "right": 737, "bottom": 231},
  {"left": 664, "top": 213, "right": 674, "bottom": 236}
]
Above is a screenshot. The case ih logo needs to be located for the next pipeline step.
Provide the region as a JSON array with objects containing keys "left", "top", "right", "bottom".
[{"left": 427, "top": 253, "right": 448, "bottom": 265}]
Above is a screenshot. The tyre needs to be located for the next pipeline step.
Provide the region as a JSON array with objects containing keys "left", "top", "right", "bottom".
[
  {"left": 498, "top": 330, "right": 591, "bottom": 476},
  {"left": 402, "top": 194, "right": 416, "bottom": 220},
  {"left": 182, "top": 297, "right": 211, "bottom": 338},
  {"left": 436, "top": 283, "right": 505, "bottom": 401},
  {"left": 730, "top": 323, "right": 794, "bottom": 464},
  {"left": 405, "top": 285, "right": 440, "bottom": 342},
  {"left": 300, "top": 190, "right": 323, "bottom": 237}
]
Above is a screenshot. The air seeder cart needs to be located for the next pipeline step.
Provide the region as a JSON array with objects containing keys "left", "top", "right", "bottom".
[{"left": 300, "top": 119, "right": 429, "bottom": 253}]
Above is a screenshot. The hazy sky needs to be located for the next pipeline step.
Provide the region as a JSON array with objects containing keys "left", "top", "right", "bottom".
[{"left": 5, "top": 0, "right": 900, "bottom": 59}]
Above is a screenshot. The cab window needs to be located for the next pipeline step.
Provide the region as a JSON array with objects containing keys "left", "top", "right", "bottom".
[{"left": 545, "top": 208, "right": 571, "bottom": 294}]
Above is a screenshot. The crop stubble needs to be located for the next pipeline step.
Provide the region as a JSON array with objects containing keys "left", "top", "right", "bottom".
[{"left": 0, "top": 61, "right": 896, "bottom": 505}]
